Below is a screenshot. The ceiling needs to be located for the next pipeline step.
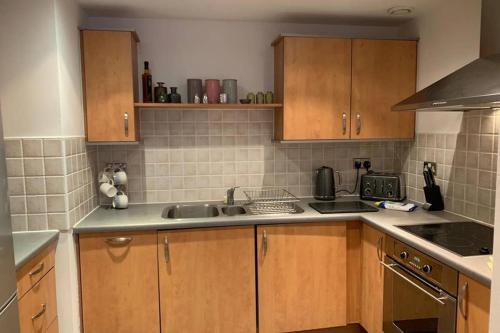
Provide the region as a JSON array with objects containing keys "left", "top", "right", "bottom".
[{"left": 79, "top": 0, "right": 417, "bottom": 26}]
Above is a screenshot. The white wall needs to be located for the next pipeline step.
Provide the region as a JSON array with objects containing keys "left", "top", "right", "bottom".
[
  {"left": 55, "top": 0, "right": 87, "bottom": 137},
  {"left": 0, "top": 0, "right": 62, "bottom": 137},
  {"left": 86, "top": 17, "right": 403, "bottom": 101},
  {"left": 400, "top": 0, "right": 482, "bottom": 134}
]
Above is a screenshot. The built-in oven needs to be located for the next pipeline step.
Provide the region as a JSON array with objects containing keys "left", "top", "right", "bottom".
[{"left": 382, "top": 236, "right": 459, "bottom": 333}]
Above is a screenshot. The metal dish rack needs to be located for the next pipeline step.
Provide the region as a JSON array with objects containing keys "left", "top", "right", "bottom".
[{"left": 243, "top": 189, "right": 300, "bottom": 215}]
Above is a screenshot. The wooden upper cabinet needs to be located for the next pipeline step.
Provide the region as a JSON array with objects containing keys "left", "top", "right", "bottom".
[
  {"left": 456, "top": 274, "right": 491, "bottom": 333},
  {"left": 81, "top": 30, "right": 140, "bottom": 142},
  {"left": 360, "top": 224, "right": 385, "bottom": 333},
  {"left": 79, "top": 232, "right": 160, "bottom": 333},
  {"left": 158, "top": 227, "right": 257, "bottom": 333},
  {"left": 257, "top": 222, "right": 347, "bottom": 333},
  {"left": 351, "top": 39, "right": 417, "bottom": 139},
  {"left": 274, "top": 37, "right": 352, "bottom": 140}
]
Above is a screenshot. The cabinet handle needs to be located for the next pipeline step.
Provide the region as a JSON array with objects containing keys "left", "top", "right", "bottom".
[
  {"left": 124, "top": 112, "right": 129, "bottom": 137},
  {"left": 458, "top": 281, "right": 468, "bottom": 319},
  {"left": 105, "top": 237, "right": 132, "bottom": 246},
  {"left": 342, "top": 112, "right": 347, "bottom": 134},
  {"left": 164, "top": 236, "right": 170, "bottom": 263},
  {"left": 28, "top": 263, "right": 44, "bottom": 277},
  {"left": 31, "top": 304, "right": 46, "bottom": 321},
  {"left": 262, "top": 229, "right": 268, "bottom": 256},
  {"left": 377, "top": 236, "right": 383, "bottom": 261},
  {"left": 356, "top": 113, "right": 361, "bottom": 135}
]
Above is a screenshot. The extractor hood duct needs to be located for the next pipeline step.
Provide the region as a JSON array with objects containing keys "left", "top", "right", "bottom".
[{"left": 392, "top": 0, "right": 500, "bottom": 112}]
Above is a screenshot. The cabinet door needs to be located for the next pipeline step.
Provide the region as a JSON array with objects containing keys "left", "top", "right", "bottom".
[
  {"left": 257, "top": 222, "right": 347, "bottom": 333},
  {"left": 158, "top": 227, "right": 256, "bottom": 333},
  {"left": 275, "top": 37, "right": 352, "bottom": 140},
  {"left": 81, "top": 30, "right": 139, "bottom": 142},
  {"left": 457, "top": 274, "right": 490, "bottom": 333},
  {"left": 351, "top": 39, "right": 416, "bottom": 139},
  {"left": 360, "top": 224, "right": 385, "bottom": 333},
  {"left": 79, "top": 232, "right": 160, "bottom": 333}
]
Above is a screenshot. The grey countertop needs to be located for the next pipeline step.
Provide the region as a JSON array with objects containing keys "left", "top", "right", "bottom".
[
  {"left": 13, "top": 231, "right": 59, "bottom": 269},
  {"left": 74, "top": 198, "right": 493, "bottom": 286}
]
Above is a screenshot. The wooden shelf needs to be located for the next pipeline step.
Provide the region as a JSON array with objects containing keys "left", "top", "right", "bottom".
[{"left": 134, "top": 103, "right": 282, "bottom": 110}]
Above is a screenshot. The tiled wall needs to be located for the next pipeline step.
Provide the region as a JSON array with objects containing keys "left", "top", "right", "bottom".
[
  {"left": 397, "top": 110, "right": 499, "bottom": 224},
  {"left": 96, "top": 108, "right": 402, "bottom": 204},
  {"left": 5, "top": 137, "right": 98, "bottom": 231}
]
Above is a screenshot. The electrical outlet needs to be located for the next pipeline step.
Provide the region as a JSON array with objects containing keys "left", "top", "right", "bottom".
[
  {"left": 423, "top": 161, "right": 437, "bottom": 175},
  {"left": 353, "top": 158, "right": 371, "bottom": 169}
]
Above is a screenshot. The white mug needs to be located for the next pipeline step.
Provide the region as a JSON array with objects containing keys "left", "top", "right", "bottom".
[
  {"left": 98, "top": 172, "right": 112, "bottom": 184},
  {"left": 113, "top": 170, "right": 128, "bottom": 186},
  {"left": 100, "top": 181, "right": 117, "bottom": 198},
  {"left": 113, "top": 191, "right": 129, "bottom": 209}
]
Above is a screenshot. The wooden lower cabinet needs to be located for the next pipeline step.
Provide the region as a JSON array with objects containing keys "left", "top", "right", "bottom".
[
  {"left": 17, "top": 269, "right": 57, "bottom": 333},
  {"left": 257, "top": 222, "right": 347, "bottom": 333},
  {"left": 456, "top": 274, "right": 491, "bottom": 333},
  {"left": 360, "top": 225, "right": 385, "bottom": 333},
  {"left": 158, "top": 227, "right": 256, "bottom": 333},
  {"left": 79, "top": 232, "right": 160, "bottom": 333}
]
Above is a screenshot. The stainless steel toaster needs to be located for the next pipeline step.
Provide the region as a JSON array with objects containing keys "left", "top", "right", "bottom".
[{"left": 360, "top": 173, "right": 406, "bottom": 201}]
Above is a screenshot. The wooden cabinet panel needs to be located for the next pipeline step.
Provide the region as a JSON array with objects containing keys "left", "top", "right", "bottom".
[
  {"left": 79, "top": 232, "right": 160, "bottom": 333},
  {"left": 257, "top": 222, "right": 347, "bottom": 333},
  {"left": 158, "top": 227, "right": 256, "bottom": 333},
  {"left": 360, "top": 224, "right": 385, "bottom": 333},
  {"left": 346, "top": 221, "right": 362, "bottom": 324},
  {"left": 351, "top": 39, "right": 417, "bottom": 139},
  {"left": 81, "top": 30, "right": 139, "bottom": 142},
  {"left": 274, "top": 37, "right": 352, "bottom": 140},
  {"left": 16, "top": 243, "right": 55, "bottom": 299},
  {"left": 457, "top": 274, "right": 490, "bottom": 333},
  {"left": 18, "top": 269, "right": 57, "bottom": 333},
  {"left": 46, "top": 317, "right": 58, "bottom": 333}
]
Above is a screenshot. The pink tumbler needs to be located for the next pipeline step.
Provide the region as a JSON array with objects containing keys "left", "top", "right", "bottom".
[{"left": 205, "top": 79, "right": 221, "bottom": 104}]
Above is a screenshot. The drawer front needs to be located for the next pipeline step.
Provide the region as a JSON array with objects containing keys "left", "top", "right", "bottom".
[
  {"left": 17, "top": 244, "right": 55, "bottom": 299},
  {"left": 18, "top": 268, "right": 57, "bottom": 333}
]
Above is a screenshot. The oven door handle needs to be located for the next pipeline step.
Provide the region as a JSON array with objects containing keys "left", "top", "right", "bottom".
[{"left": 380, "top": 261, "right": 448, "bottom": 306}]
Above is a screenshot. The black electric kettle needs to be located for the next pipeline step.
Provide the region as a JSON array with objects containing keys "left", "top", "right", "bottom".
[{"left": 314, "top": 166, "right": 336, "bottom": 200}]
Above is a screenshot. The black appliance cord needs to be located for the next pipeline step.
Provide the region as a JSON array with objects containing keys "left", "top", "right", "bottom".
[{"left": 335, "top": 168, "right": 360, "bottom": 195}]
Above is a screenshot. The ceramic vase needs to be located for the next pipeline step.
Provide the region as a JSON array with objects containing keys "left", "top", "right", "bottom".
[
  {"left": 205, "top": 79, "right": 220, "bottom": 104},
  {"left": 154, "top": 82, "right": 168, "bottom": 103},
  {"left": 168, "top": 87, "right": 181, "bottom": 103},
  {"left": 256, "top": 91, "right": 265, "bottom": 104},
  {"left": 187, "top": 79, "right": 203, "bottom": 103},
  {"left": 222, "top": 79, "right": 238, "bottom": 104}
]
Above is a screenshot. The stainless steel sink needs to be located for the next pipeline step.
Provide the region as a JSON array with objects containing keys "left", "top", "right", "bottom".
[
  {"left": 221, "top": 206, "right": 246, "bottom": 216},
  {"left": 162, "top": 204, "right": 220, "bottom": 219}
]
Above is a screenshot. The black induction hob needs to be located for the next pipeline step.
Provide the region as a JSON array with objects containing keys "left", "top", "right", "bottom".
[
  {"left": 398, "top": 222, "right": 494, "bottom": 257},
  {"left": 309, "top": 201, "right": 379, "bottom": 214}
]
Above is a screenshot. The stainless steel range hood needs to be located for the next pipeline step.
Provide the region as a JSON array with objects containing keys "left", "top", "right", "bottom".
[{"left": 393, "top": 0, "right": 500, "bottom": 112}]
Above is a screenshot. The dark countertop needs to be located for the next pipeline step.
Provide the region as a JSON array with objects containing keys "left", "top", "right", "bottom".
[
  {"left": 74, "top": 198, "right": 493, "bottom": 286},
  {"left": 13, "top": 231, "right": 59, "bottom": 269}
]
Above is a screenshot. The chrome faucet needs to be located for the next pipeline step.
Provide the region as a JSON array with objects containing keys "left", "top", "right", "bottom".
[{"left": 226, "top": 187, "right": 239, "bottom": 206}]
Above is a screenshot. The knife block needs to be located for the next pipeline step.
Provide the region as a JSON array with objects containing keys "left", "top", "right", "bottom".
[{"left": 423, "top": 185, "right": 444, "bottom": 211}]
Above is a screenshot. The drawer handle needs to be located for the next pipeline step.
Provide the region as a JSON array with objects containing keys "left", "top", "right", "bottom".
[
  {"left": 356, "top": 113, "right": 361, "bottom": 135},
  {"left": 31, "top": 304, "right": 46, "bottom": 321},
  {"left": 164, "top": 236, "right": 170, "bottom": 263},
  {"left": 28, "top": 263, "right": 44, "bottom": 277},
  {"left": 342, "top": 112, "right": 347, "bottom": 135},
  {"left": 262, "top": 229, "right": 268, "bottom": 256},
  {"left": 458, "top": 281, "right": 468, "bottom": 319},
  {"left": 124, "top": 112, "right": 129, "bottom": 137},
  {"left": 105, "top": 237, "right": 133, "bottom": 246}
]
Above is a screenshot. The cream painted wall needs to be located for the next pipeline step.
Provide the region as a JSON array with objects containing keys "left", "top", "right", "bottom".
[
  {"left": 0, "top": 0, "right": 62, "bottom": 137},
  {"left": 400, "top": 0, "right": 481, "bottom": 134},
  {"left": 86, "top": 17, "right": 403, "bottom": 101},
  {"left": 55, "top": 0, "right": 87, "bottom": 137},
  {"left": 0, "top": 0, "right": 88, "bottom": 138}
]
